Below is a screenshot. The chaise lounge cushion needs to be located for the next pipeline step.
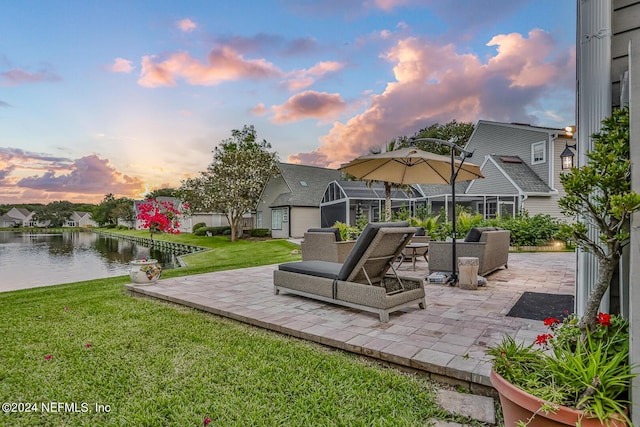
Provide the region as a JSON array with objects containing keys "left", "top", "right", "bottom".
[
  {"left": 278, "top": 260, "right": 342, "bottom": 280},
  {"left": 337, "top": 221, "right": 409, "bottom": 281}
]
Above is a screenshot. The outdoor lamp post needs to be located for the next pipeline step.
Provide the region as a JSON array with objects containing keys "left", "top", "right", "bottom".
[
  {"left": 410, "top": 138, "right": 475, "bottom": 284},
  {"left": 560, "top": 143, "right": 577, "bottom": 170}
]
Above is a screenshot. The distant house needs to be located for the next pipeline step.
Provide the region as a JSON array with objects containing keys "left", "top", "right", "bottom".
[
  {"left": 256, "top": 163, "right": 341, "bottom": 238},
  {"left": 64, "top": 211, "right": 97, "bottom": 228},
  {"left": 1, "top": 207, "right": 32, "bottom": 227}
]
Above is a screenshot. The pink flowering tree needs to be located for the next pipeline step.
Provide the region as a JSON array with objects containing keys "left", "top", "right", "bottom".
[{"left": 137, "top": 199, "right": 189, "bottom": 239}]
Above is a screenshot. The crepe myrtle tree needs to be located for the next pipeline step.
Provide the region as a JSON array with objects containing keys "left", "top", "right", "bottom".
[
  {"left": 559, "top": 107, "right": 640, "bottom": 332},
  {"left": 179, "top": 125, "right": 280, "bottom": 242},
  {"left": 137, "top": 199, "right": 189, "bottom": 239}
]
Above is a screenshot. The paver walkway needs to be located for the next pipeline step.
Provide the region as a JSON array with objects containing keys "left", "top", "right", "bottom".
[{"left": 125, "top": 251, "right": 575, "bottom": 395}]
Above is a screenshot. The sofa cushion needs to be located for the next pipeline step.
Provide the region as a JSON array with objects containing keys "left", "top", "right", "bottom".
[
  {"left": 306, "top": 227, "right": 341, "bottom": 241},
  {"left": 278, "top": 260, "right": 342, "bottom": 279},
  {"left": 464, "top": 227, "right": 499, "bottom": 242},
  {"left": 337, "top": 221, "right": 409, "bottom": 281}
]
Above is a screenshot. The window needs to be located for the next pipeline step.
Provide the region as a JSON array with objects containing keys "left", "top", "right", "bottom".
[
  {"left": 272, "top": 209, "right": 283, "bottom": 230},
  {"left": 299, "top": 181, "right": 308, "bottom": 186},
  {"left": 256, "top": 211, "right": 263, "bottom": 228},
  {"left": 282, "top": 209, "right": 288, "bottom": 222},
  {"left": 531, "top": 141, "right": 545, "bottom": 164}
]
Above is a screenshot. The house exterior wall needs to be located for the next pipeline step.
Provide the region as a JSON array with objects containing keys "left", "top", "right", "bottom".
[
  {"left": 289, "top": 206, "right": 320, "bottom": 238},
  {"left": 191, "top": 213, "right": 229, "bottom": 228},
  {"left": 465, "top": 123, "right": 554, "bottom": 185},
  {"left": 467, "top": 159, "right": 520, "bottom": 195},
  {"left": 256, "top": 175, "right": 289, "bottom": 236}
]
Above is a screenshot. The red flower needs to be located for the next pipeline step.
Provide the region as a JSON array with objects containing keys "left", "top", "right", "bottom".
[
  {"left": 44, "top": 355, "right": 52, "bottom": 361},
  {"left": 597, "top": 312, "right": 612, "bottom": 327},
  {"left": 85, "top": 343, "right": 92, "bottom": 348},
  {"left": 543, "top": 317, "right": 560, "bottom": 327},
  {"left": 535, "top": 333, "right": 553, "bottom": 345},
  {"left": 203, "top": 417, "right": 211, "bottom": 426}
]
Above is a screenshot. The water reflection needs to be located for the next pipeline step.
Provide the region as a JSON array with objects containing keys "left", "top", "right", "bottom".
[{"left": 0, "top": 231, "right": 180, "bottom": 292}]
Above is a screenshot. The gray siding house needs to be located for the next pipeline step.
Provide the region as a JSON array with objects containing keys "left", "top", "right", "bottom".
[
  {"left": 462, "top": 120, "right": 575, "bottom": 220},
  {"left": 256, "top": 163, "right": 341, "bottom": 238}
]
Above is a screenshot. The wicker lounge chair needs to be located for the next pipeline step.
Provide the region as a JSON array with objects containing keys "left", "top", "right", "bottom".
[{"left": 274, "top": 222, "right": 426, "bottom": 322}]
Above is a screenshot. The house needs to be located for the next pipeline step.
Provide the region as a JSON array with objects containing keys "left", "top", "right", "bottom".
[
  {"left": 64, "top": 211, "right": 97, "bottom": 228},
  {"left": 256, "top": 163, "right": 341, "bottom": 238},
  {"left": 576, "top": 2, "right": 640, "bottom": 419},
  {"left": 1, "top": 207, "right": 31, "bottom": 227},
  {"left": 319, "top": 180, "right": 425, "bottom": 227},
  {"left": 461, "top": 120, "right": 576, "bottom": 220}
]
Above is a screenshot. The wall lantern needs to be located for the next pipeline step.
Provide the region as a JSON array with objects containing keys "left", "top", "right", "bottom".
[{"left": 561, "top": 143, "right": 577, "bottom": 170}]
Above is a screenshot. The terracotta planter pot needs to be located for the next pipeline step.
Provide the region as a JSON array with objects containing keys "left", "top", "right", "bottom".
[
  {"left": 129, "top": 259, "right": 162, "bottom": 284},
  {"left": 490, "top": 370, "right": 628, "bottom": 427}
]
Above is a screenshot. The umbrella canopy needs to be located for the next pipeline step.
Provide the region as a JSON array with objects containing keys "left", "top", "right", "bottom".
[{"left": 338, "top": 147, "right": 483, "bottom": 185}]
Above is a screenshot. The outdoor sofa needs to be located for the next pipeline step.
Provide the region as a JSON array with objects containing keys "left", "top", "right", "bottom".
[
  {"left": 428, "top": 227, "right": 510, "bottom": 276},
  {"left": 274, "top": 222, "right": 426, "bottom": 322},
  {"left": 301, "top": 227, "right": 356, "bottom": 263}
]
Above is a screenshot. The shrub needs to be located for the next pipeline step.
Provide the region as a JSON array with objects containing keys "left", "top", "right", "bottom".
[
  {"left": 249, "top": 228, "right": 270, "bottom": 238},
  {"left": 192, "top": 222, "right": 207, "bottom": 233},
  {"left": 194, "top": 226, "right": 232, "bottom": 236}
]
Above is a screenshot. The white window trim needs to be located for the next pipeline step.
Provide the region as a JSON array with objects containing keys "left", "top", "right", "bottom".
[
  {"left": 272, "top": 209, "right": 283, "bottom": 230},
  {"left": 531, "top": 141, "right": 546, "bottom": 165}
]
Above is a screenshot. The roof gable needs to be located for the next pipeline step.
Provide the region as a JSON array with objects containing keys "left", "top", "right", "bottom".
[
  {"left": 487, "top": 155, "right": 552, "bottom": 193},
  {"left": 271, "top": 163, "right": 341, "bottom": 207}
]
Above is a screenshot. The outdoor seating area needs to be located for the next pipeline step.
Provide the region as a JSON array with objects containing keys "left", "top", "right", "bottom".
[
  {"left": 276, "top": 222, "right": 426, "bottom": 322},
  {"left": 126, "top": 250, "right": 575, "bottom": 393},
  {"left": 428, "top": 227, "right": 510, "bottom": 276}
]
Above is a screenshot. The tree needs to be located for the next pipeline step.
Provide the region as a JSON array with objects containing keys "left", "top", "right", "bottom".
[
  {"left": 558, "top": 107, "right": 640, "bottom": 331},
  {"left": 145, "top": 188, "right": 177, "bottom": 199},
  {"left": 92, "top": 194, "right": 119, "bottom": 226},
  {"left": 112, "top": 199, "right": 136, "bottom": 227},
  {"left": 396, "top": 120, "right": 475, "bottom": 154},
  {"left": 136, "top": 199, "right": 187, "bottom": 239},
  {"left": 33, "top": 201, "right": 75, "bottom": 227},
  {"left": 179, "top": 125, "right": 280, "bottom": 242},
  {"left": 369, "top": 140, "right": 402, "bottom": 221}
]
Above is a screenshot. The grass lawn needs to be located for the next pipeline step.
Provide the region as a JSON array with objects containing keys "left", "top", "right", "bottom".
[{"left": 0, "top": 230, "right": 484, "bottom": 426}]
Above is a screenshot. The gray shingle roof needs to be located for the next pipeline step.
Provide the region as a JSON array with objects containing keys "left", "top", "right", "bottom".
[
  {"left": 270, "top": 163, "right": 341, "bottom": 207},
  {"left": 417, "top": 181, "right": 470, "bottom": 197},
  {"left": 335, "top": 180, "right": 422, "bottom": 200},
  {"left": 489, "top": 155, "right": 552, "bottom": 193}
]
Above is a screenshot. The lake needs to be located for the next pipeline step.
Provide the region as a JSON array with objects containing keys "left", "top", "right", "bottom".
[{"left": 0, "top": 231, "right": 180, "bottom": 292}]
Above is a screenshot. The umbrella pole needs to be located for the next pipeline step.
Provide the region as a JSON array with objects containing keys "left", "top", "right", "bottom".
[{"left": 450, "top": 149, "right": 458, "bottom": 285}]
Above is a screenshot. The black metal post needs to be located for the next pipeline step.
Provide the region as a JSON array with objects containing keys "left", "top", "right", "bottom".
[
  {"left": 450, "top": 147, "right": 457, "bottom": 284},
  {"left": 410, "top": 137, "right": 475, "bottom": 285}
]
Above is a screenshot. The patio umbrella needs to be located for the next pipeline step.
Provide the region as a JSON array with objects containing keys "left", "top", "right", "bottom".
[{"left": 339, "top": 144, "right": 484, "bottom": 284}]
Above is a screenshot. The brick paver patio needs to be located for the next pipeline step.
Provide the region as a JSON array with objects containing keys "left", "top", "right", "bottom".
[{"left": 126, "top": 251, "right": 575, "bottom": 395}]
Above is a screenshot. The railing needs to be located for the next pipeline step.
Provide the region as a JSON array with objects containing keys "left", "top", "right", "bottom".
[{"left": 91, "top": 230, "right": 208, "bottom": 255}]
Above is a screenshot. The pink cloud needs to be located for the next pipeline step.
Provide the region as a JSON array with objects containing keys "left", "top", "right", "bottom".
[
  {"left": 177, "top": 18, "right": 197, "bottom": 32},
  {"left": 138, "top": 47, "right": 282, "bottom": 87},
  {"left": 110, "top": 58, "right": 134, "bottom": 73},
  {"left": 0, "top": 67, "right": 61, "bottom": 86},
  {"left": 16, "top": 155, "right": 144, "bottom": 195},
  {"left": 288, "top": 30, "right": 575, "bottom": 168},
  {"left": 286, "top": 61, "right": 344, "bottom": 91},
  {"left": 252, "top": 103, "right": 267, "bottom": 115},
  {"left": 272, "top": 91, "right": 347, "bottom": 123}
]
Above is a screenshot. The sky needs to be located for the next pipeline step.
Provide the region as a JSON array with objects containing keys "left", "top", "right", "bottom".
[{"left": 0, "top": 0, "right": 576, "bottom": 204}]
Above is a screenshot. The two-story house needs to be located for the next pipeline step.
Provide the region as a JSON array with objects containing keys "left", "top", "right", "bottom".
[{"left": 461, "top": 120, "right": 576, "bottom": 221}]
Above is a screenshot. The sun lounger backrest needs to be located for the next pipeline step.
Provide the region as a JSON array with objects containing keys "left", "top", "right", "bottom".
[{"left": 337, "top": 221, "right": 411, "bottom": 282}]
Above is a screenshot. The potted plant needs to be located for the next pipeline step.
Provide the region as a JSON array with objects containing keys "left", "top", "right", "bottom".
[
  {"left": 129, "top": 257, "right": 163, "bottom": 284},
  {"left": 488, "top": 107, "right": 640, "bottom": 426}
]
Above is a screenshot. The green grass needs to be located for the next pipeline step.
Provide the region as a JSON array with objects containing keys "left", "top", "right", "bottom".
[{"left": 0, "top": 230, "right": 484, "bottom": 426}]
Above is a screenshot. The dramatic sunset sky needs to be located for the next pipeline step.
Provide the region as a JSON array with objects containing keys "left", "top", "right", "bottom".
[{"left": 1, "top": 1, "right": 576, "bottom": 204}]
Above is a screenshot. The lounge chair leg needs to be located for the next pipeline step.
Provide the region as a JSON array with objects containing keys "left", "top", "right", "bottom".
[
  {"left": 419, "top": 298, "right": 426, "bottom": 309},
  {"left": 274, "top": 287, "right": 280, "bottom": 295},
  {"left": 379, "top": 311, "right": 390, "bottom": 322}
]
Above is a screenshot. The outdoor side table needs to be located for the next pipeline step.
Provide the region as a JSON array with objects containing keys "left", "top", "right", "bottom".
[{"left": 399, "top": 243, "right": 429, "bottom": 271}]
